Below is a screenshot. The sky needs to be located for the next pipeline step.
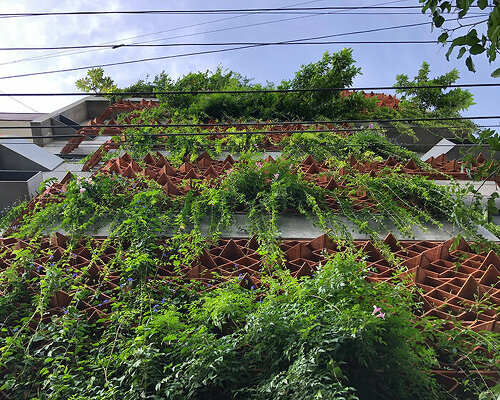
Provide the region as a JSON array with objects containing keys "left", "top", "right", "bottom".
[{"left": 0, "top": 0, "right": 498, "bottom": 132}]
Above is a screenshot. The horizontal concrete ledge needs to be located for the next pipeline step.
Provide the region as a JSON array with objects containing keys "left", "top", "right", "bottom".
[{"left": 38, "top": 213, "right": 499, "bottom": 242}]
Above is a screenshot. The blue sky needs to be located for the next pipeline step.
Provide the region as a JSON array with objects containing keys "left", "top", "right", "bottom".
[{"left": 0, "top": 0, "right": 497, "bottom": 132}]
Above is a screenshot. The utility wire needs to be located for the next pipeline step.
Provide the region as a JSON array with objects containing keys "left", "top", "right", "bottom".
[
  {"left": 0, "top": 40, "right": 471, "bottom": 51},
  {"left": 1, "top": 81, "right": 499, "bottom": 96},
  {"left": 0, "top": 17, "right": 484, "bottom": 81},
  {"left": 0, "top": 115, "right": 497, "bottom": 130},
  {"left": 0, "top": 0, "right": 407, "bottom": 67},
  {"left": 0, "top": 0, "right": 330, "bottom": 66},
  {"left": 0, "top": 129, "right": 492, "bottom": 141},
  {"left": 0, "top": 6, "right": 464, "bottom": 18}
]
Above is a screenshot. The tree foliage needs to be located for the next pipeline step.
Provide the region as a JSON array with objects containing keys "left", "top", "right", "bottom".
[
  {"left": 75, "top": 67, "right": 117, "bottom": 93},
  {"left": 420, "top": 0, "right": 500, "bottom": 77},
  {"left": 395, "top": 61, "right": 475, "bottom": 113}
]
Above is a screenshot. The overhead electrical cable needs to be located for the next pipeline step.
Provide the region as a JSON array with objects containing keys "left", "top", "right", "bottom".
[
  {"left": 0, "top": 115, "right": 498, "bottom": 131},
  {"left": 0, "top": 5, "right": 472, "bottom": 18},
  {"left": 0, "top": 16, "right": 485, "bottom": 81},
  {"left": 0, "top": 0, "right": 330, "bottom": 66},
  {"left": 0, "top": 39, "right": 476, "bottom": 51},
  {"left": 0, "top": 81, "right": 499, "bottom": 96}
]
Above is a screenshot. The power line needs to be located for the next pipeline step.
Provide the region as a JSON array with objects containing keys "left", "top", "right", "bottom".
[
  {"left": 0, "top": 0, "right": 407, "bottom": 67},
  {"left": 0, "top": 128, "right": 492, "bottom": 141},
  {"left": 0, "top": 17, "right": 482, "bottom": 81},
  {"left": 0, "top": 6, "right": 459, "bottom": 18},
  {"left": 0, "top": 0, "right": 330, "bottom": 66},
  {"left": 0, "top": 115, "right": 497, "bottom": 131},
  {"left": 0, "top": 81, "right": 499, "bottom": 96},
  {"left": 0, "top": 40, "right": 468, "bottom": 51}
]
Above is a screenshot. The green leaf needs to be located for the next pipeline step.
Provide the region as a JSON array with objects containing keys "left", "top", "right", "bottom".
[
  {"left": 465, "top": 56, "right": 476, "bottom": 72},
  {"left": 478, "top": 0, "right": 487, "bottom": 9},
  {"left": 457, "top": 47, "right": 467, "bottom": 58},
  {"left": 470, "top": 44, "right": 485, "bottom": 54},
  {"left": 434, "top": 15, "right": 445, "bottom": 27},
  {"left": 491, "top": 67, "right": 500, "bottom": 78},
  {"left": 438, "top": 32, "right": 449, "bottom": 43}
]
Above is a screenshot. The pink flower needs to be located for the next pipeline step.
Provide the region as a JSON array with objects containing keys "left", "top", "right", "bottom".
[
  {"left": 80, "top": 188, "right": 86, "bottom": 193},
  {"left": 376, "top": 312, "right": 385, "bottom": 320},
  {"left": 368, "top": 123, "right": 374, "bottom": 129},
  {"left": 256, "top": 162, "right": 263, "bottom": 168},
  {"left": 372, "top": 305, "right": 381, "bottom": 315}
]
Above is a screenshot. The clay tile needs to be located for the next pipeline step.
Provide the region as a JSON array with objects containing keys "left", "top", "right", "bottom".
[
  {"left": 338, "top": 167, "right": 349, "bottom": 176},
  {"left": 143, "top": 168, "right": 156, "bottom": 179},
  {"left": 223, "top": 155, "right": 235, "bottom": 164},
  {"left": 479, "top": 250, "right": 500, "bottom": 270},
  {"left": 434, "top": 154, "right": 448, "bottom": 164},
  {"left": 121, "top": 152, "right": 132, "bottom": 163},
  {"left": 107, "top": 118, "right": 117, "bottom": 126},
  {"left": 302, "top": 154, "right": 317, "bottom": 165},
  {"left": 130, "top": 160, "right": 143, "bottom": 172},
  {"left": 238, "top": 273, "right": 258, "bottom": 290},
  {"left": 203, "top": 165, "right": 219, "bottom": 179},
  {"left": 160, "top": 163, "right": 177, "bottom": 176},
  {"left": 117, "top": 157, "right": 129, "bottom": 168},
  {"left": 403, "top": 253, "right": 430, "bottom": 269},
  {"left": 285, "top": 243, "right": 312, "bottom": 260},
  {"left": 220, "top": 239, "right": 246, "bottom": 261},
  {"left": 361, "top": 242, "right": 384, "bottom": 262},
  {"left": 384, "top": 156, "right": 398, "bottom": 167},
  {"left": 478, "top": 264, "right": 500, "bottom": 287},
  {"left": 186, "top": 265, "right": 204, "bottom": 279},
  {"left": 425, "top": 156, "right": 434, "bottom": 165},
  {"left": 197, "top": 157, "right": 212, "bottom": 169},
  {"left": 347, "top": 155, "right": 357, "bottom": 166},
  {"left": 264, "top": 155, "right": 275, "bottom": 163},
  {"left": 383, "top": 233, "right": 400, "bottom": 252},
  {"left": 143, "top": 153, "right": 156, "bottom": 165},
  {"left": 247, "top": 236, "right": 259, "bottom": 250},
  {"left": 476, "top": 153, "right": 487, "bottom": 164},
  {"left": 324, "top": 177, "right": 339, "bottom": 190},
  {"left": 155, "top": 154, "right": 167, "bottom": 168},
  {"left": 305, "top": 162, "right": 320, "bottom": 174},
  {"left": 179, "top": 162, "right": 193, "bottom": 174},
  {"left": 295, "top": 262, "right": 313, "bottom": 278},
  {"left": 109, "top": 162, "right": 121, "bottom": 175},
  {"left": 368, "top": 170, "right": 377, "bottom": 177},
  {"left": 354, "top": 163, "right": 365, "bottom": 173},
  {"left": 59, "top": 171, "right": 73, "bottom": 185},
  {"left": 198, "top": 249, "right": 218, "bottom": 269},
  {"left": 196, "top": 151, "right": 212, "bottom": 162},
  {"left": 221, "top": 161, "right": 233, "bottom": 171},
  {"left": 443, "top": 160, "right": 459, "bottom": 171},
  {"left": 163, "top": 180, "right": 181, "bottom": 196},
  {"left": 309, "top": 234, "right": 335, "bottom": 250},
  {"left": 404, "top": 158, "right": 419, "bottom": 170},
  {"left": 122, "top": 165, "right": 137, "bottom": 179},
  {"left": 50, "top": 232, "right": 67, "bottom": 248},
  {"left": 156, "top": 173, "right": 168, "bottom": 186},
  {"left": 457, "top": 276, "right": 483, "bottom": 301},
  {"left": 184, "top": 169, "right": 199, "bottom": 179}
]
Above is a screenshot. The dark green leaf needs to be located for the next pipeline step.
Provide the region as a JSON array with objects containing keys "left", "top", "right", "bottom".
[
  {"left": 478, "top": 0, "right": 488, "bottom": 9},
  {"left": 457, "top": 47, "right": 467, "bottom": 58},
  {"left": 438, "top": 32, "right": 449, "bottom": 43},
  {"left": 465, "top": 56, "right": 476, "bottom": 72},
  {"left": 440, "top": 1, "right": 452, "bottom": 11},
  {"left": 434, "top": 15, "right": 445, "bottom": 27},
  {"left": 470, "top": 44, "right": 485, "bottom": 54},
  {"left": 491, "top": 67, "right": 500, "bottom": 78}
]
